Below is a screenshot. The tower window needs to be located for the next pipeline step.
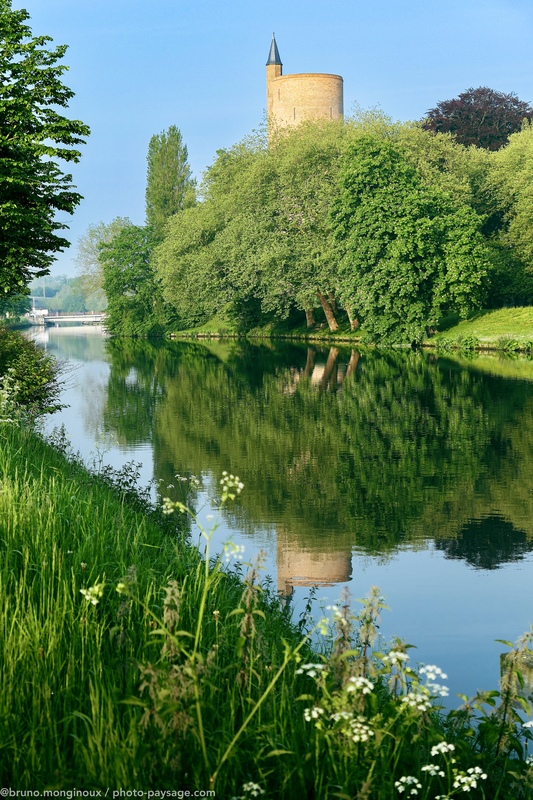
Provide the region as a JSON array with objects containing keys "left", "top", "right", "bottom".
[{"left": 293, "top": 107, "right": 296, "bottom": 120}]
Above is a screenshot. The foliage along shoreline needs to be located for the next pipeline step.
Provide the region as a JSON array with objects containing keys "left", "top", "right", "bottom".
[{"left": 164, "top": 305, "right": 533, "bottom": 356}]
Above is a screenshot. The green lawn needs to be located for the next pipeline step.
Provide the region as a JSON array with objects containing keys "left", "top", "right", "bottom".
[{"left": 433, "top": 307, "right": 533, "bottom": 347}]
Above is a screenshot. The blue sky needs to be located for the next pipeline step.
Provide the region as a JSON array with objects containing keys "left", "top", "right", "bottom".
[{"left": 17, "top": 0, "right": 533, "bottom": 275}]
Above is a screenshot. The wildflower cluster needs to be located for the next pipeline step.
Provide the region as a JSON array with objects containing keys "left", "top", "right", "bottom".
[
  {"left": 220, "top": 471, "right": 244, "bottom": 502},
  {"left": 395, "top": 775, "right": 422, "bottom": 795},
  {"left": 304, "top": 706, "right": 325, "bottom": 722},
  {"left": 223, "top": 541, "right": 245, "bottom": 563},
  {"left": 346, "top": 676, "right": 374, "bottom": 694},
  {"left": 452, "top": 766, "right": 487, "bottom": 791},
  {"left": 230, "top": 783, "right": 265, "bottom": 800},
  {"left": 383, "top": 649, "right": 410, "bottom": 667},
  {"left": 419, "top": 664, "right": 450, "bottom": 698},
  {"left": 80, "top": 582, "right": 105, "bottom": 606},
  {"left": 346, "top": 715, "right": 374, "bottom": 743},
  {"left": 295, "top": 662, "right": 327, "bottom": 679}
]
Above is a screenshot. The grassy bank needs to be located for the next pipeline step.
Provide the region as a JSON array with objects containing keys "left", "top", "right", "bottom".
[
  {"left": 1, "top": 421, "right": 533, "bottom": 797},
  {"left": 170, "top": 307, "right": 533, "bottom": 352},
  {"left": 431, "top": 307, "right": 533, "bottom": 352}
]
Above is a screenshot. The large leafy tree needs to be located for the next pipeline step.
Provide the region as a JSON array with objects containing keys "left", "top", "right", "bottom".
[
  {"left": 331, "top": 136, "right": 490, "bottom": 343},
  {"left": 145, "top": 125, "right": 196, "bottom": 241},
  {"left": 100, "top": 224, "right": 170, "bottom": 336},
  {"left": 0, "top": 0, "right": 90, "bottom": 297},
  {"left": 423, "top": 87, "right": 533, "bottom": 151}
]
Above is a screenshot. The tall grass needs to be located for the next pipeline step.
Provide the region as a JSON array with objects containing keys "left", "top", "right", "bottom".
[{"left": 1, "top": 419, "right": 533, "bottom": 797}]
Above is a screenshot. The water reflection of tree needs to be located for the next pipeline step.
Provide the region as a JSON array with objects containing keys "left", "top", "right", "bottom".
[
  {"left": 102, "top": 340, "right": 533, "bottom": 565},
  {"left": 435, "top": 516, "right": 533, "bottom": 570}
]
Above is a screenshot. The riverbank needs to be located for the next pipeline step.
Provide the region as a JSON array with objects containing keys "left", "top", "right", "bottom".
[
  {"left": 1, "top": 421, "right": 533, "bottom": 796},
  {"left": 170, "top": 307, "right": 533, "bottom": 352}
]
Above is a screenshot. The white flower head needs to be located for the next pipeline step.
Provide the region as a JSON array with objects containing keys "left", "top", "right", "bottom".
[
  {"left": 421, "top": 764, "right": 445, "bottom": 777},
  {"left": 223, "top": 541, "right": 245, "bottom": 563},
  {"left": 395, "top": 776, "right": 422, "bottom": 795},
  {"left": 419, "top": 664, "right": 448, "bottom": 681},
  {"left": 453, "top": 767, "right": 487, "bottom": 791},
  {"left": 80, "top": 582, "right": 105, "bottom": 606},
  {"left": 346, "top": 676, "right": 374, "bottom": 695},
  {"left": 400, "top": 689, "right": 431, "bottom": 712},
  {"left": 431, "top": 741, "right": 455, "bottom": 757},
  {"left": 304, "top": 706, "right": 325, "bottom": 722},
  {"left": 383, "top": 650, "right": 410, "bottom": 666},
  {"left": 241, "top": 783, "right": 265, "bottom": 798},
  {"left": 295, "top": 662, "right": 326, "bottom": 679},
  {"left": 348, "top": 715, "right": 374, "bottom": 743}
]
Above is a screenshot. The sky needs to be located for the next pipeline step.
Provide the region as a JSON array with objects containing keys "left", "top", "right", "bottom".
[{"left": 16, "top": 0, "right": 533, "bottom": 276}]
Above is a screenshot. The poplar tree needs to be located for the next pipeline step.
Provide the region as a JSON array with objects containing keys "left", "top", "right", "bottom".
[
  {"left": 145, "top": 125, "right": 195, "bottom": 241},
  {"left": 0, "top": 0, "right": 89, "bottom": 297}
]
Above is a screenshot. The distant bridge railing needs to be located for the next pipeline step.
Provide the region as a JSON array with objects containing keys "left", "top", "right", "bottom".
[{"left": 28, "top": 311, "right": 106, "bottom": 326}]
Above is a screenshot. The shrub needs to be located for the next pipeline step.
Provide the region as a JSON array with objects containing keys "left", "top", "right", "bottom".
[{"left": 0, "top": 326, "right": 62, "bottom": 416}]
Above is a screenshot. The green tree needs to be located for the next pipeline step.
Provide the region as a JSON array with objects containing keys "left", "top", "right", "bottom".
[
  {"left": 331, "top": 136, "right": 490, "bottom": 343},
  {"left": 75, "top": 217, "right": 131, "bottom": 299},
  {"left": 488, "top": 122, "right": 533, "bottom": 271},
  {"left": 145, "top": 125, "right": 196, "bottom": 241},
  {"left": 0, "top": 0, "right": 90, "bottom": 297},
  {"left": 100, "top": 224, "right": 169, "bottom": 336}
]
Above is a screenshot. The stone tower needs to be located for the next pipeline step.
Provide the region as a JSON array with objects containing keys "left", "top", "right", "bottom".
[{"left": 266, "top": 34, "right": 344, "bottom": 133}]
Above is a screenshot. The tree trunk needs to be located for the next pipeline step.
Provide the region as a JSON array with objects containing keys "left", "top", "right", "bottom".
[
  {"left": 320, "top": 347, "right": 339, "bottom": 391},
  {"left": 305, "top": 308, "right": 315, "bottom": 328},
  {"left": 317, "top": 291, "right": 339, "bottom": 332},
  {"left": 303, "top": 347, "right": 316, "bottom": 377},
  {"left": 346, "top": 349, "right": 360, "bottom": 378},
  {"left": 346, "top": 306, "right": 359, "bottom": 332}
]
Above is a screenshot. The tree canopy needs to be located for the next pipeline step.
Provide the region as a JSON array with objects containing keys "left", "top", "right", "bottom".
[
  {"left": 331, "top": 135, "right": 490, "bottom": 343},
  {"left": 423, "top": 86, "right": 533, "bottom": 151},
  {"left": 0, "top": 0, "right": 89, "bottom": 297},
  {"left": 145, "top": 125, "right": 196, "bottom": 241},
  {"left": 100, "top": 223, "right": 172, "bottom": 336}
]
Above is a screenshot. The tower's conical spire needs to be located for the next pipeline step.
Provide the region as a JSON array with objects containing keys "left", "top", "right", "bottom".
[{"left": 266, "top": 33, "right": 282, "bottom": 66}]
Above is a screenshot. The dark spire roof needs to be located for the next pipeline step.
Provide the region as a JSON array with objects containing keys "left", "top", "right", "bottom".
[{"left": 266, "top": 33, "right": 282, "bottom": 66}]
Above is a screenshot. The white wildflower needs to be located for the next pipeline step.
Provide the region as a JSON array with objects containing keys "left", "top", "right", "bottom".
[
  {"left": 453, "top": 766, "right": 487, "bottom": 791},
  {"left": 426, "top": 681, "right": 450, "bottom": 697},
  {"left": 421, "top": 764, "right": 445, "bottom": 777},
  {"left": 522, "top": 720, "right": 533, "bottom": 729},
  {"left": 383, "top": 650, "right": 410, "bottom": 666},
  {"left": 295, "top": 662, "right": 326, "bottom": 678},
  {"left": 241, "top": 783, "right": 265, "bottom": 798},
  {"left": 400, "top": 690, "right": 431, "bottom": 712},
  {"left": 80, "top": 583, "right": 105, "bottom": 606},
  {"left": 304, "top": 706, "right": 325, "bottom": 722},
  {"left": 395, "top": 776, "right": 422, "bottom": 795},
  {"left": 346, "top": 676, "right": 374, "bottom": 694},
  {"left": 348, "top": 715, "right": 374, "bottom": 743},
  {"left": 330, "top": 711, "right": 353, "bottom": 722},
  {"left": 223, "top": 541, "right": 245, "bottom": 563},
  {"left": 419, "top": 664, "right": 448, "bottom": 681},
  {"left": 431, "top": 742, "right": 455, "bottom": 757}
]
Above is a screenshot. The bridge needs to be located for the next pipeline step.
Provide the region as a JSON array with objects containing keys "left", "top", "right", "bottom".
[{"left": 28, "top": 311, "right": 105, "bottom": 326}]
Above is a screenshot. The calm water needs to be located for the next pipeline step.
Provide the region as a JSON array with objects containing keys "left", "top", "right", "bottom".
[{"left": 31, "top": 327, "right": 533, "bottom": 704}]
